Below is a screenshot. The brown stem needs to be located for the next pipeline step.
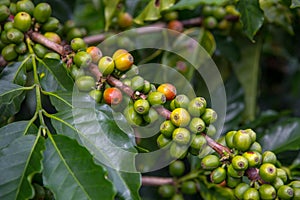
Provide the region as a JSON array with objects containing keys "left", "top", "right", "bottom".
[
  {"left": 29, "top": 32, "right": 65, "bottom": 55},
  {"left": 201, "top": 133, "right": 232, "bottom": 157},
  {"left": 0, "top": 56, "right": 8, "bottom": 67},
  {"left": 142, "top": 176, "right": 174, "bottom": 186}
]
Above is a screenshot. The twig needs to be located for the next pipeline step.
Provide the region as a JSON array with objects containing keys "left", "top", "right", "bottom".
[
  {"left": 29, "top": 32, "right": 65, "bottom": 55},
  {"left": 201, "top": 133, "right": 232, "bottom": 157},
  {"left": 142, "top": 176, "right": 174, "bottom": 186}
]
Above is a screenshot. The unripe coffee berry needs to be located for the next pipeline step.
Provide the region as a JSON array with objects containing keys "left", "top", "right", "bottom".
[
  {"left": 2, "top": 44, "right": 18, "bottom": 61},
  {"left": 201, "top": 108, "right": 217, "bottom": 125},
  {"left": 89, "top": 89, "right": 102, "bottom": 103},
  {"left": 14, "top": 12, "right": 32, "bottom": 32},
  {"left": 277, "top": 185, "right": 294, "bottom": 199},
  {"left": 158, "top": 184, "right": 175, "bottom": 198},
  {"left": 190, "top": 135, "right": 206, "bottom": 150},
  {"left": 272, "top": 177, "right": 284, "bottom": 190},
  {"left": 75, "top": 76, "right": 95, "bottom": 92},
  {"left": 227, "top": 164, "right": 244, "bottom": 178},
  {"left": 258, "top": 184, "right": 276, "bottom": 200},
  {"left": 157, "top": 134, "right": 171, "bottom": 148},
  {"left": 181, "top": 181, "right": 197, "bottom": 195},
  {"left": 233, "top": 129, "right": 253, "bottom": 152},
  {"left": 172, "top": 128, "right": 191, "bottom": 145},
  {"left": 173, "top": 94, "right": 190, "bottom": 109},
  {"left": 16, "top": 0, "right": 34, "bottom": 15},
  {"left": 225, "top": 130, "right": 236, "bottom": 148},
  {"left": 124, "top": 106, "right": 143, "bottom": 126},
  {"left": 169, "top": 160, "right": 185, "bottom": 177},
  {"left": 232, "top": 155, "right": 249, "bottom": 171},
  {"left": 98, "top": 56, "right": 115, "bottom": 76},
  {"left": 44, "top": 32, "right": 61, "bottom": 44},
  {"left": 204, "top": 16, "right": 218, "bottom": 29},
  {"left": 249, "top": 141, "right": 262, "bottom": 153},
  {"left": 170, "top": 108, "right": 191, "bottom": 127},
  {"left": 157, "top": 83, "right": 177, "bottom": 101},
  {"left": 234, "top": 183, "right": 250, "bottom": 200},
  {"left": 134, "top": 99, "right": 150, "bottom": 115},
  {"left": 189, "top": 117, "right": 205, "bottom": 134},
  {"left": 42, "top": 17, "right": 60, "bottom": 32},
  {"left": 201, "top": 154, "right": 220, "bottom": 170},
  {"left": 103, "top": 87, "right": 123, "bottom": 105},
  {"left": 160, "top": 120, "right": 176, "bottom": 138},
  {"left": 33, "top": 3, "right": 52, "bottom": 23},
  {"left": 262, "top": 151, "right": 277, "bottom": 165},
  {"left": 143, "top": 108, "right": 158, "bottom": 124},
  {"left": 170, "top": 142, "right": 188, "bottom": 159},
  {"left": 74, "top": 51, "right": 92, "bottom": 68},
  {"left": 243, "top": 151, "right": 262, "bottom": 167},
  {"left": 131, "top": 76, "right": 145, "bottom": 91},
  {"left": 226, "top": 176, "right": 242, "bottom": 188},
  {"left": 243, "top": 188, "right": 260, "bottom": 200},
  {"left": 210, "top": 167, "right": 226, "bottom": 184},
  {"left": 71, "top": 38, "right": 86, "bottom": 51},
  {"left": 259, "top": 163, "right": 277, "bottom": 183},
  {"left": 147, "top": 91, "right": 166, "bottom": 105},
  {"left": 188, "top": 97, "right": 206, "bottom": 117}
]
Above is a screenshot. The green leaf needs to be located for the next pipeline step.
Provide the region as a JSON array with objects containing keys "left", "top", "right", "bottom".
[
  {"left": 134, "top": 0, "right": 176, "bottom": 25},
  {"left": 0, "top": 61, "right": 27, "bottom": 86},
  {"left": 0, "top": 134, "right": 45, "bottom": 200},
  {"left": 237, "top": 0, "right": 264, "bottom": 42},
  {"left": 43, "top": 134, "right": 116, "bottom": 200},
  {"left": 291, "top": 0, "right": 300, "bottom": 8},
  {"left": 103, "top": 0, "right": 121, "bottom": 31},
  {"left": 258, "top": 118, "right": 300, "bottom": 153},
  {"left": 232, "top": 36, "right": 262, "bottom": 121},
  {"left": 47, "top": 91, "right": 73, "bottom": 111},
  {"left": 171, "top": 0, "right": 229, "bottom": 10},
  {"left": 37, "top": 58, "right": 74, "bottom": 92},
  {"left": 0, "top": 121, "right": 38, "bottom": 149},
  {"left": 0, "top": 80, "right": 30, "bottom": 127}
]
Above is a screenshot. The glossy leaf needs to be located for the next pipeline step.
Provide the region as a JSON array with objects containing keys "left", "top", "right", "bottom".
[
  {"left": 48, "top": 91, "right": 73, "bottom": 111},
  {"left": 0, "top": 121, "right": 38, "bottom": 150},
  {"left": 103, "top": 0, "right": 121, "bottom": 30},
  {"left": 43, "top": 134, "right": 116, "bottom": 200},
  {"left": 171, "top": 0, "right": 229, "bottom": 10},
  {"left": 0, "top": 134, "right": 45, "bottom": 200},
  {"left": 291, "top": 0, "right": 300, "bottom": 8},
  {"left": 37, "top": 58, "right": 74, "bottom": 92},
  {"left": 134, "top": 0, "right": 176, "bottom": 25},
  {"left": 0, "top": 80, "right": 30, "bottom": 127},
  {"left": 258, "top": 118, "right": 300, "bottom": 153},
  {"left": 0, "top": 61, "right": 27, "bottom": 86},
  {"left": 237, "top": 0, "right": 264, "bottom": 42}
]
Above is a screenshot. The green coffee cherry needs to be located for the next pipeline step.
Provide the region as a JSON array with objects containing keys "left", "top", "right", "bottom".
[
  {"left": 213, "top": 7, "right": 226, "bottom": 20},
  {"left": 42, "top": 17, "right": 60, "bottom": 32},
  {"left": 227, "top": 164, "right": 244, "bottom": 178},
  {"left": 1, "top": 31, "right": 10, "bottom": 44},
  {"left": 169, "top": 160, "right": 185, "bottom": 177},
  {"left": 33, "top": 43, "right": 49, "bottom": 58},
  {"left": 157, "top": 134, "right": 171, "bottom": 148},
  {"left": 232, "top": 155, "right": 248, "bottom": 171},
  {"left": 74, "top": 51, "right": 92, "bottom": 68},
  {"left": 189, "top": 117, "right": 205, "bottom": 134},
  {"left": 134, "top": 99, "right": 150, "bottom": 115},
  {"left": 181, "top": 181, "right": 197, "bottom": 195},
  {"left": 147, "top": 91, "right": 166, "bottom": 105},
  {"left": 67, "top": 27, "right": 85, "bottom": 41},
  {"left": 131, "top": 76, "right": 144, "bottom": 92},
  {"left": 205, "top": 124, "right": 217, "bottom": 137},
  {"left": 202, "top": 6, "right": 213, "bottom": 16},
  {"left": 142, "top": 80, "right": 151, "bottom": 94},
  {"left": 188, "top": 97, "right": 206, "bottom": 117},
  {"left": 158, "top": 184, "right": 175, "bottom": 198},
  {"left": 16, "top": 0, "right": 34, "bottom": 15},
  {"left": 2, "top": 44, "right": 18, "bottom": 61},
  {"left": 262, "top": 151, "right": 277, "bottom": 165},
  {"left": 33, "top": 3, "right": 52, "bottom": 23},
  {"left": 14, "top": 12, "right": 32, "bottom": 32},
  {"left": 89, "top": 89, "right": 102, "bottom": 103},
  {"left": 244, "top": 129, "right": 257, "bottom": 143},
  {"left": 293, "top": 188, "right": 300, "bottom": 199},
  {"left": 4, "top": 21, "right": 14, "bottom": 31},
  {"left": 18, "top": 53, "right": 32, "bottom": 71},
  {"left": 190, "top": 135, "right": 206, "bottom": 150},
  {"left": 75, "top": 75, "right": 95, "bottom": 92},
  {"left": 243, "top": 151, "right": 262, "bottom": 167},
  {"left": 243, "top": 188, "right": 260, "bottom": 200},
  {"left": 234, "top": 183, "right": 250, "bottom": 200},
  {"left": 160, "top": 120, "right": 176, "bottom": 138},
  {"left": 204, "top": 16, "right": 218, "bottom": 29},
  {"left": 277, "top": 185, "right": 294, "bottom": 200},
  {"left": 226, "top": 176, "right": 241, "bottom": 188},
  {"left": 0, "top": 5, "right": 10, "bottom": 22},
  {"left": 277, "top": 168, "right": 288, "bottom": 183},
  {"left": 233, "top": 129, "right": 253, "bottom": 152},
  {"left": 70, "top": 65, "right": 85, "bottom": 79},
  {"left": 171, "top": 194, "right": 184, "bottom": 200},
  {"left": 210, "top": 167, "right": 226, "bottom": 184},
  {"left": 124, "top": 106, "right": 143, "bottom": 126},
  {"left": 170, "top": 142, "right": 188, "bottom": 159},
  {"left": 272, "top": 177, "right": 284, "bottom": 190},
  {"left": 259, "top": 163, "right": 277, "bottom": 183},
  {"left": 249, "top": 142, "right": 262, "bottom": 153},
  {"left": 15, "top": 42, "right": 27, "bottom": 54},
  {"left": 98, "top": 56, "right": 114, "bottom": 76},
  {"left": 201, "top": 154, "right": 220, "bottom": 170},
  {"left": 174, "top": 94, "right": 190, "bottom": 108},
  {"left": 201, "top": 108, "right": 217, "bottom": 125},
  {"left": 44, "top": 52, "right": 60, "bottom": 60},
  {"left": 259, "top": 184, "right": 276, "bottom": 200},
  {"left": 6, "top": 28, "right": 24, "bottom": 44},
  {"left": 71, "top": 38, "right": 86, "bottom": 51},
  {"left": 143, "top": 108, "right": 158, "bottom": 124},
  {"left": 288, "top": 180, "right": 300, "bottom": 189},
  {"left": 170, "top": 108, "right": 191, "bottom": 127},
  {"left": 172, "top": 127, "right": 191, "bottom": 145},
  {"left": 225, "top": 131, "right": 236, "bottom": 149}
]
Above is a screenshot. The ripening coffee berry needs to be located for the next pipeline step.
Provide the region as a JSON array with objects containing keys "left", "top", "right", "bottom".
[
  {"left": 74, "top": 51, "right": 92, "bottom": 68},
  {"left": 173, "top": 94, "right": 190, "bottom": 109},
  {"left": 13, "top": 11, "right": 32, "bottom": 32},
  {"left": 181, "top": 181, "right": 197, "bottom": 195},
  {"left": 234, "top": 183, "right": 250, "bottom": 200},
  {"left": 117, "top": 12, "right": 133, "bottom": 28},
  {"left": 169, "top": 160, "right": 185, "bottom": 177},
  {"left": 124, "top": 106, "right": 143, "bottom": 126},
  {"left": 170, "top": 108, "right": 191, "bottom": 127},
  {"left": 225, "top": 130, "right": 236, "bottom": 148},
  {"left": 147, "top": 91, "right": 166, "bottom": 105},
  {"left": 131, "top": 76, "right": 145, "bottom": 91},
  {"left": 189, "top": 117, "right": 205, "bottom": 133},
  {"left": 167, "top": 20, "right": 184, "bottom": 32},
  {"left": 243, "top": 151, "right": 262, "bottom": 167},
  {"left": 160, "top": 120, "right": 176, "bottom": 138},
  {"left": 33, "top": 3, "right": 52, "bottom": 23},
  {"left": 259, "top": 163, "right": 277, "bottom": 183},
  {"left": 103, "top": 87, "right": 123, "bottom": 105},
  {"left": 89, "top": 89, "right": 102, "bottom": 103},
  {"left": 172, "top": 127, "right": 191, "bottom": 145},
  {"left": 232, "top": 155, "right": 249, "bottom": 171},
  {"left": 114, "top": 51, "right": 134, "bottom": 71},
  {"left": 259, "top": 184, "right": 276, "bottom": 200},
  {"left": 277, "top": 185, "right": 294, "bottom": 199},
  {"left": 158, "top": 184, "right": 175, "bottom": 198},
  {"left": 134, "top": 99, "right": 150, "bottom": 115},
  {"left": 262, "top": 151, "right": 277, "bottom": 165},
  {"left": 188, "top": 97, "right": 206, "bottom": 117},
  {"left": 210, "top": 167, "right": 226, "bottom": 184},
  {"left": 143, "top": 108, "right": 158, "bottom": 124},
  {"left": 157, "top": 83, "right": 177, "bottom": 101},
  {"left": 98, "top": 56, "right": 115, "bottom": 76},
  {"left": 86, "top": 46, "right": 102, "bottom": 63},
  {"left": 233, "top": 129, "right": 253, "bottom": 152},
  {"left": 243, "top": 188, "right": 260, "bottom": 200},
  {"left": 157, "top": 134, "right": 171, "bottom": 148},
  {"left": 71, "top": 38, "right": 86, "bottom": 51},
  {"left": 201, "top": 154, "right": 220, "bottom": 170},
  {"left": 75, "top": 76, "right": 95, "bottom": 92},
  {"left": 201, "top": 108, "right": 217, "bottom": 125}
]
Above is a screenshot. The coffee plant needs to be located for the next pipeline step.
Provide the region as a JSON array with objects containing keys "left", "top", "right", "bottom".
[{"left": 1, "top": 0, "right": 300, "bottom": 199}]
